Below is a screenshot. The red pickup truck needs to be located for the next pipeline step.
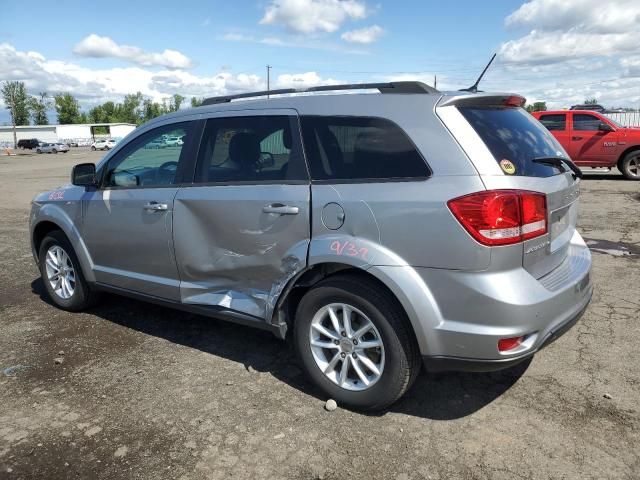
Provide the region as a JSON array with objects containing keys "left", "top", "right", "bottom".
[{"left": 532, "top": 110, "right": 640, "bottom": 180}]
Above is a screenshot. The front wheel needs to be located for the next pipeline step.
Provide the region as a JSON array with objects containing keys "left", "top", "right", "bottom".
[
  {"left": 620, "top": 151, "right": 640, "bottom": 180},
  {"left": 52, "top": 149, "right": 58, "bottom": 154},
  {"left": 38, "top": 231, "right": 99, "bottom": 311},
  {"left": 36, "top": 149, "right": 41, "bottom": 154},
  {"left": 294, "top": 274, "right": 421, "bottom": 411},
  {"left": 91, "top": 146, "right": 96, "bottom": 151}
]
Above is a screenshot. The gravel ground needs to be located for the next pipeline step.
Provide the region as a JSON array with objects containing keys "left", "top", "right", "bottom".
[{"left": 0, "top": 151, "right": 638, "bottom": 480}]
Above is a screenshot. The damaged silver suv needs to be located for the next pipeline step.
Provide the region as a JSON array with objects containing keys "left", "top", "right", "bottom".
[{"left": 30, "top": 82, "right": 592, "bottom": 410}]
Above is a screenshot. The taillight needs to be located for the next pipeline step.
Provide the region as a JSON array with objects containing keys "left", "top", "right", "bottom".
[{"left": 447, "top": 190, "right": 547, "bottom": 246}]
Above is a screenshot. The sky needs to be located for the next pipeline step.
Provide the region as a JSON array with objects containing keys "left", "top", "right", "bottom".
[{"left": 1, "top": 0, "right": 640, "bottom": 124}]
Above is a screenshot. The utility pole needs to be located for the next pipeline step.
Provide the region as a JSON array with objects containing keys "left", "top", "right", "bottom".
[
  {"left": 266, "top": 65, "right": 272, "bottom": 98},
  {"left": 434, "top": 75, "right": 437, "bottom": 90}
]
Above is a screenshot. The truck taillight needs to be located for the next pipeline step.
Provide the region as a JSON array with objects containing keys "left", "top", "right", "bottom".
[{"left": 447, "top": 190, "right": 547, "bottom": 246}]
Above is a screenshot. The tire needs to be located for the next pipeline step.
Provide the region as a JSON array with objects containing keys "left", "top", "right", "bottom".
[
  {"left": 294, "top": 274, "right": 421, "bottom": 411},
  {"left": 52, "top": 149, "right": 58, "bottom": 154},
  {"left": 105, "top": 146, "right": 110, "bottom": 150},
  {"left": 38, "top": 231, "right": 99, "bottom": 311},
  {"left": 91, "top": 146, "right": 96, "bottom": 151},
  {"left": 619, "top": 151, "right": 640, "bottom": 180},
  {"left": 36, "top": 149, "right": 41, "bottom": 154}
]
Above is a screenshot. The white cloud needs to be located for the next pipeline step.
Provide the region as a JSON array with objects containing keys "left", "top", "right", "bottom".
[
  {"left": 259, "top": 0, "right": 368, "bottom": 34},
  {"left": 499, "top": 29, "right": 639, "bottom": 65},
  {"left": 341, "top": 25, "right": 384, "bottom": 44},
  {"left": 73, "top": 34, "right": 194, "bottom": 69},
  {"left": 621, "top": 57, "right": 640, "bottom": 78},
  {"left": 275, "top": 71, "right": 341, "bottom": 88},
  {"left": 499, "top": 0, "right": 640, "bottom": 65},
  {"left": 506, "top": 0, "right": 640, "bottom": 34},
  {"left": 0, "top": 42, "right": 345, "bottom": 118}
]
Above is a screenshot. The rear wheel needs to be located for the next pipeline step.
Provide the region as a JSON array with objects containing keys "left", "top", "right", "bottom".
[
  {"left": 36, "top": 149, "right": 41, "bottom": 154},
  {"left": 620, "top": 151, "right": 640, "bottom": 180},
  {"left": 38, "top": 231, "right": 99, "bottom": 311},
  {"left": 294, "top": 274, "right": 421, "bottom": 411},
  {"left": 52, "top": 149, "right": 58, "bottom": 154}
]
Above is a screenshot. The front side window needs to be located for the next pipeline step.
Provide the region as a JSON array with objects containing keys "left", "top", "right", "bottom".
[
  {"left": 573, "top": 114, "right": 602, "bottom": 131},
  {"left": 300, "top": 116, "right": 429, "bottom": 181},
  {"left": 538, "top": 114, "right": 566, "bottom": 131},
  {"left": 195, "top": 116, "right": 307, "bottom": 183},
  {"left": 105, "top": 123, "right": 191, "bottom": 188}
]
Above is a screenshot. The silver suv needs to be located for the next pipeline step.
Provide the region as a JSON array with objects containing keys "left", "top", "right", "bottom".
[{"left": 30, "top": 82, "right": 593, "bottom": 410}]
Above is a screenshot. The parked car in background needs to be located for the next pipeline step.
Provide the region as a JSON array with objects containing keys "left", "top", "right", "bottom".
[
  {"left": 91, "top": 139, "right": 117, "bottom": 151},
  {"left": 533, "top": 110, "right": 640, "bottom": 179},
  {"left": 35, "top": 142, "right": 69, "bottom": 154},
  {"left": 163, "top": 135, "right": 184, "bottom": 147},
  {"left": 17, "top": 138, "right": 40, "bottom": 149},
  {"left": 30, "top": 82, "right": 593, "bottom": 410},
  {"left": 145, "top": 138, "right": 166, "bottom": 149},
  {"left": 570, "top": 104, "right": 605, "bottom": 113},
  {"left": 54, "top": 143, "right": 70, "bottom": 153}
]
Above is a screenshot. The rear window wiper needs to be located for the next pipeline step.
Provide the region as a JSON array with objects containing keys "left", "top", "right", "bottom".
[{"left": 532, "top": 156, "right": 583, "bottom": 179}]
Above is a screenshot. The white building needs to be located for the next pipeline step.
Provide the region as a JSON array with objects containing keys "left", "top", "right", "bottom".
[{"left": 0, "top": 123, "right": 137, "bottom": 145}]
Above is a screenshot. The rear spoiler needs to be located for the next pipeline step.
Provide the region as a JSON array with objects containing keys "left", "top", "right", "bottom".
[{"left": 437, "top": 93, "right": 526, "bottom": 108}]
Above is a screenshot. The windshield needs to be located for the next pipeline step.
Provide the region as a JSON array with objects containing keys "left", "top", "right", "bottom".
[
  {"left": 459, "top": 106, "right": 565, "bottom": 177},
  {"left": 604, "top": 116, "right": 623, "bottom": 128}
]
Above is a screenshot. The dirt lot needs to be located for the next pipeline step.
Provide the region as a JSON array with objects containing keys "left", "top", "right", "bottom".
[{"left": 0, "top": 150, "right": 638, "bottom": 480}]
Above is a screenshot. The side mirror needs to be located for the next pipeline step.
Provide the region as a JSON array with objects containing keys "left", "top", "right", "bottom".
[
  {"left": 598, "top": 122, "right": 615, "bottom": 132},
  {"left": 71, "top": 163, "right": 97, "bottom": 187}
]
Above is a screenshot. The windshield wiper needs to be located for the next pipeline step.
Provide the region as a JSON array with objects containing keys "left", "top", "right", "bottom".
[{"left": 532, "top": 156, "right": 583, "bottom": 179}]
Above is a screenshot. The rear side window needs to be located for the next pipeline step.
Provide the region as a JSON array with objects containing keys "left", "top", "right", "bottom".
[
  {"left": 538, "top": 114, "right": 566, "bottom": 131},
  {"left": 300, "top": 116, "right": 429, "bottom": 181},
  {"left": 459, "top": 107, "right": 564, "bottom": 177},
  {"left": 573, "top": 114, "right": 601, "bottom": 131}
]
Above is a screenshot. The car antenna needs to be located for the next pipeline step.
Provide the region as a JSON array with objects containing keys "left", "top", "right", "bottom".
[{"left": 459, "top": 53, "right": 497, "bottom": 93}]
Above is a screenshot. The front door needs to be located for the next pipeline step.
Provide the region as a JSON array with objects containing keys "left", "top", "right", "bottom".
[
  {"left": 569, "top": 113, "right": 619, "bottom": 166},
  {"left": 173, "top": 111, "right": 310, "bottom": 320},
  {"left": 81, "top": 121, "right": 198, "bottom": 300}
]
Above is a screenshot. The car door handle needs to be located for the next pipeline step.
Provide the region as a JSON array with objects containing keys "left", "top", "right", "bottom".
[
  {"left": 572, "top": 136, "right": 583, "bottom": 141},
  {"left": 262, "top": 204, "right": 299, "bottom": 215},
  {"left": 143, "top": 202, "right": 168, "bottom": 211}
]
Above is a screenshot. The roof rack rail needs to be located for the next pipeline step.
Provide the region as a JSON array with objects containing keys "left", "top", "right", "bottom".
[{"left": 201, "top": 81, "right": 439, "bottom": 106}]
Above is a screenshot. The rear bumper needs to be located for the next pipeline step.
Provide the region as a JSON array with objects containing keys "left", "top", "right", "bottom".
[
  {"left": 373, "top": 230, "right": 593, "bottom": 365},
  {"left": 423, "top": 291, "right": 591, "bottom": 372}
]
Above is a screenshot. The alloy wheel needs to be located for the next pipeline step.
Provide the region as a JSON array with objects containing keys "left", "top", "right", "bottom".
[
  {"left": 45, "top": 245, "right": 76, "bottom": 299},
  {"left": 626, "top": 155, "right": 640, "bottom": 178},
  {"left": 309, "top": 303, "right": 385, "bottom": 391}
]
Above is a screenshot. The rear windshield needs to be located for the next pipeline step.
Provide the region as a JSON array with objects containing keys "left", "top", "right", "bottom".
[{"left": 459, "top": 106, "right": 564, "bottom": 177}]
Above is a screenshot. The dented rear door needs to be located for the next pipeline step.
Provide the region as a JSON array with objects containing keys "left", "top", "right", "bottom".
[{"left": 172, "top": 109, "right": 310, "bottom": 320}]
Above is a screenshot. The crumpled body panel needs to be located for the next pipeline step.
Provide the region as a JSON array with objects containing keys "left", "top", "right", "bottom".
[{"left": 173, "top": 184, "right": 310, "bottom": 320}]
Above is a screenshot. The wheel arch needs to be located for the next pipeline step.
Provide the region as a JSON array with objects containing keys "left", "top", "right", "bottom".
[
  {"left": 617, "top": 145, "right": 640, "bottom": 169},
  {"left": 272, "top": 262, "right": 432, "bottom": 354},
  {"left": 31, "top": 209, "right": 96, "bottom": 283}
]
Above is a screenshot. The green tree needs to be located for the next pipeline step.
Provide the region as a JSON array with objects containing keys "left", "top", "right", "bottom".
[
  {"left": 584, "top": 97, "right": 598, "bottom": 105},
  {"left": 28, "top": 92, "right": 50, "bottom": 125},
  {"left": 142, "top": 98, "right": 164, "bottom": 123},
  {"left": 525, "top": 101, "right": 547, "bottom": 113},
  {"left": 119, "top": 92, "right": 143, "bottom": 124},
  {"left": 1, "top": 81, "right": 29, "bottom": 147},
  {"left": 54, "top": 93, "right": 82, "bottom": 124},
  {"left": 191, "top": 96, "right": 203, "bottom": 108}
]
